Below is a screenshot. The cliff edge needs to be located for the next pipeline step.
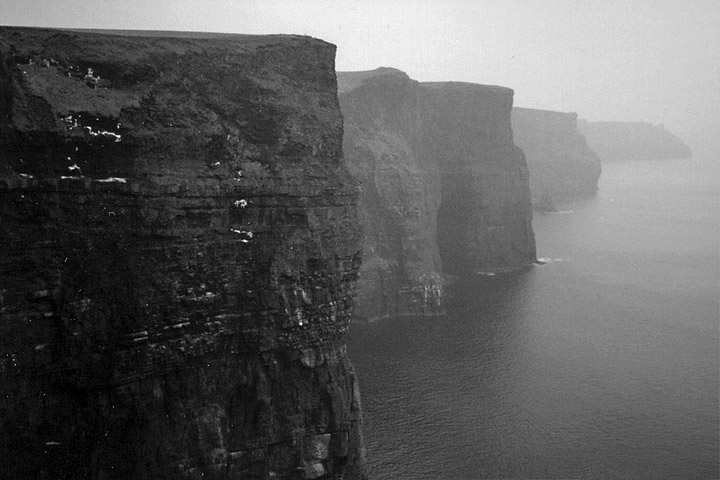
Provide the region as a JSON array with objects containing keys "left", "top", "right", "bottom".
[
  {"left": 512, "top": 107, "right": 601, "bottom": 202},
  {"left": 0, "top": 27, "right": 365, "bottom": 479},
  {"left": 339, "top": 68, "right": 536, "bottom": 320},
  {"left": 421, "top": 82, "right": 536, "bottom": 275},
  {"left": 339, "top": 68, "right": 443, "bottom": 321},
  {"left": 577, "top": 119, "right": 692, "bottom": 161}
]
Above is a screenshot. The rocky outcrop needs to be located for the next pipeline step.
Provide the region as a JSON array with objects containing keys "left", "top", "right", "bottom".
[
  {"left": 577, "top": 119, "right": 692, "bottom": 161},
  {"left": 512, "top": 107, "right": 601, "bottom": 203},
  {"left": 339, "top": 68, "right": 536, "bottom": 320},
  {"left": 0, "top": 27, "right": 365, "bottom": 479}
]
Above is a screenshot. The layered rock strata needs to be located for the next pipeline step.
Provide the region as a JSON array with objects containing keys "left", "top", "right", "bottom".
[
  {"left": 339, "top": 68, "right": 536, "bottom": 320},
  {"left": 512, "top": 107, "right": 601, "bottom": 203},
  {"left": 0, "top": 27, "right": 365, "bottom": 479},
  {"left": 577, "top": 119, "right": 692, "bottom": 161}
]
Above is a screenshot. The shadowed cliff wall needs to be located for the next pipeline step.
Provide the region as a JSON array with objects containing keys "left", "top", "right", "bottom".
[
  {"left": 338, "top": 68, "right": 442, "bottom": 321},
  {"left": 421, "top": 82, "right": 536, "bottom": 275},
  {"left": 577, "top": 119, "right": 692, "bottom": 161},
  {"left": 0, "top": 27, "right": 365, "bottom": 479},
  {"left": 512, "top": 107, "right": 601, "bottom": 201},
  {"left": 339, "top": 69, "right": 536, "bottom": 321}
]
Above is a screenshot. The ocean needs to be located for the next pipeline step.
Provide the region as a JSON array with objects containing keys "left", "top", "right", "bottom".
[{"left": 347, "top": 155, "right": 720, "bottom": 479}]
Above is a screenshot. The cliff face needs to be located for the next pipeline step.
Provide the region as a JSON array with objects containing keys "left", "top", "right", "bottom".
[
  {"left": 339, "top": 69, "right": 536, "bottom": 320},
  {"left": 338, "top": 69, "right": 442, "bottom": 321},
  {"left": 0, "top": 27, "right": 365, "bottom": 479},
  {"left": 420, "top": 83, "right": 536, "bottom": 275},
  {"left": 577, "top": 120, "right": 692, "bottom": 161},
  {"left": 511, "top": 107, "right": 601, "bottom": 201}
]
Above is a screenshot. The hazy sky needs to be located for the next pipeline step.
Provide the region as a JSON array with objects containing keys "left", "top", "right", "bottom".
[{"left": 2, "top": 0, "right": 719, "bottom": 152}]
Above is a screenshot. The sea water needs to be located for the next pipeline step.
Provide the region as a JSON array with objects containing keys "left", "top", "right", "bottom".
[{"left": 347, "top": 155, "right": 719, "bottom": 479}]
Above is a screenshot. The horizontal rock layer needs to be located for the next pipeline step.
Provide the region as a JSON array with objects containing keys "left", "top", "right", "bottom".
[
  {"left": 577, "top": 119, "right": 692, "bottom": 161},
  {"left": 339, "top": 68, "right": 536, "bottom": 321},
  {"left": 0, "top": 27, "right": 365, "bottom": 479},
  {"left": 512, "top": 107, "right": 601, "bottom": 202}
]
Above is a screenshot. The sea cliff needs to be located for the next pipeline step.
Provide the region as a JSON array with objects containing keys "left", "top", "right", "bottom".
[
  {"left": 339, "top": 68, "right": 536, "bottom": 321},
  {"left": 512, "top": 107, "right": 601, "bottom": 203},
  {"left": 577, "top": 120, "right": 692, "bottom": 161},
  {"left": 0, "top": 27, "right": 365, "bottom": 479}
]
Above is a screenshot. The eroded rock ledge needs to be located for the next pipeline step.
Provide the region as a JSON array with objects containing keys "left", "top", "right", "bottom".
[
  {"left": 339, "top": 68, "right": 536, "bottom": 321},
  {"left": 0, "top": 27, "right": 365, "bottom": 479},
  {"left": 512, "top": 107, "right": 602, "bottom": 203}
]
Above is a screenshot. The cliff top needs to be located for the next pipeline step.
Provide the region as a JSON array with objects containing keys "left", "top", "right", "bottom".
[
  {"left": 513, "top": 106, "right": 579, "bottom": 119},
  {"left": 580, "top": 119, "right": 663, "bottom": 127},
  {"left": 422, "top": 81, "right": 513, "bottom": 96},
  {"left": 336, "top": 67, "right": 410, "bottom": 94},
  {"left": 0, "top": 25, "right": 331, "bottom": 48},
  {"left": 337, "top": 68, "right": 514, "bottom": 99},
  {"left": 577, "top": 119, "right": 690, "bottom": 142},
  {"left": 0, "top": 25, "right": 344, "bottom": 184},
  {"left": 577, "top": 118, "right": 692, "bottom": 160}
]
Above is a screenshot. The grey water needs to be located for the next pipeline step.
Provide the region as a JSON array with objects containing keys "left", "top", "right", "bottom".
[{"left": 347, "top": 155, "right": 720, "bottom": 479}]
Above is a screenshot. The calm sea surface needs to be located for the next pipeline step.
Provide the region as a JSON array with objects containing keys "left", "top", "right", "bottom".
[{"left": 347, "top": 156, "right": 720, "bottom": 479}]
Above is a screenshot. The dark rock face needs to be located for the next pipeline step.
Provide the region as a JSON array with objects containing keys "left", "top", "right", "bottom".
[
  {"left": 577, "top": 119, "right": 692, "bottom": 161},
  {"left": 421, "top": 83, "right": 536, "bottom": 275},
  {"left": 338, "top": 69, "right": 443, "bottom": 321},
  {"left": 339, "top": 68, "right": 536, "bottom": 320},
  {"left": 0, "top": 27, "right": 365, "bottom": 479},
  {"left": 512, "top": 108, "right": 601, "bottom": 202}
]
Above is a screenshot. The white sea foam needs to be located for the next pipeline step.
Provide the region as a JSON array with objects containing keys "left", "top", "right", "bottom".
[{"left": 536, "top": 257, "right": 564, "bottom": 264}]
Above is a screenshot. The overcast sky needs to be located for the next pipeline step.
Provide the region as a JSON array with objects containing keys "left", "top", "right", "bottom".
[{"left": 2, "top": 0, "right": 719, "bottom": 152}]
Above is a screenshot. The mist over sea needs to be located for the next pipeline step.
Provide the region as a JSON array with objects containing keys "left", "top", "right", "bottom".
[{"left": 348, "top": 154, "right": 720, "bottom": 479}]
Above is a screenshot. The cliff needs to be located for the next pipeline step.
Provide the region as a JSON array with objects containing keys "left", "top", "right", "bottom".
[
  {"left": 338, "top": 68, "right": 443, "bottom": 321},
  {"left": 339, "top": 68, "right": 536, "bottom": 320},
  {"left": 0, "top": 27, "right": 365, "bottom": 479},
  {"left": 512, "top": 107, "right": 601, "bottom": 202},
  {"left": 420, "top": 82, "right": 536, "bottom": 274},
  {"left": 577, "top": 119, "right": 692, "bottom": 161}
]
